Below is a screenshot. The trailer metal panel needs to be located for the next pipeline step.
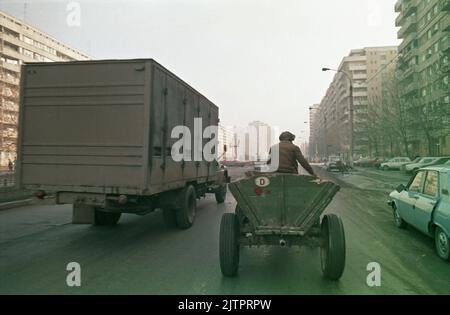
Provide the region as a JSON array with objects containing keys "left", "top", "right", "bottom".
[{"left": 17, "top": 59, "right": 220, "bottom": 196}]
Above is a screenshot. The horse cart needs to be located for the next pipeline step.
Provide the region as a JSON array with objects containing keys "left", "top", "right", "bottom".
[{"left": 219, "top": 173, "right": 345, "bottom": 280}]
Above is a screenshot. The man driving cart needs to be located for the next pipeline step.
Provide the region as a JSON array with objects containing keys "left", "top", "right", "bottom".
[{"left": 267, "top": 131, "right": 317, "bottom": 177}]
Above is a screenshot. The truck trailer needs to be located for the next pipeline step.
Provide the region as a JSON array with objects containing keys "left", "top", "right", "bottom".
[{"left": 16, "top": 59, "right": 229, "bottom": 228}]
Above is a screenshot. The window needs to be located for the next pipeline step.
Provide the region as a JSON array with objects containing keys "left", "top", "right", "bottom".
[
  {"left": 409, "top": 171, "right": 425, "bottom": 193},
  {"left": 423, "top": 171, "right": 439, "bottom": 197}
]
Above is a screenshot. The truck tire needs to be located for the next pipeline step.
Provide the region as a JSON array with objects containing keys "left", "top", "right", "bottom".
[
  {"left": 175, "top": 185, "right": 196, "bottom": 229},
  {"left": 219, "top": 213, "right": 240, "bottom": 277},
  {"left": 215, "top": 184, "right": 227, "bottom": 204},
  {"left": 320, "top": 214, "right": 346, "bottom": 280},
  {"left": 94, "top": 209, "right": 121, "bottom": 226},
  {"left": 162, "top": 208, "right": 178, "bottom": 228}
]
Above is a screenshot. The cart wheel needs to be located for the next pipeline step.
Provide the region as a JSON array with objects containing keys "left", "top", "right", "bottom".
[
  {"left": 219, "top": 213, "right": 240, "bottom": 277},
  {"left": 176, "top": 185, "right": 197, "bottom": 229},
  {"left": 215, "top": 184, "right": 227, "bottom": 204},
  {"left": 94, "top": 209, "right": 121, "bottom": 226},
  {"left": 162, "top": 208, "right": 178, "bottom": 228},
  {"left": 320, "top": 214, "right": 346, "bottom": 280}
]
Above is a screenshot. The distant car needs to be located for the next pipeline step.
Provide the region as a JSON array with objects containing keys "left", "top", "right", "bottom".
[
  {"left": 388, "top": 165, "right": 450, "bottom": 261},
  {"left": 354, "top": 157, "right": 371, "bottom": 167},
  {"left": 326, "top": 156, "right": 343, "bottom": 172},
  {"left": 254, "top": 163, "right": 269, "bottom": 172},
  {"left": 405, "top": 157, "right": 450, "bottom": 174},
  {"left": 400, "top": 157, "right": 422, "bottom": 172},
  {"left": 380, "top": 157, "right": 411, "bottom": 171}
]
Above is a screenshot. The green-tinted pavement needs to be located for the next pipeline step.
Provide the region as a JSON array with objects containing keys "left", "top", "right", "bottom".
[{"left": 0, "top": 168, "right": 448, "bottom": 294}]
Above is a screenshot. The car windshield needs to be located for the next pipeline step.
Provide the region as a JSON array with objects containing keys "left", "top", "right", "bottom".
[{"left": 421, "top": 159, "right": 433, "bottom": 164}]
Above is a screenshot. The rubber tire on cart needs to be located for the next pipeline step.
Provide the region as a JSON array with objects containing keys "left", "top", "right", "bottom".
[
  {"left": 320, "top": 214, "right": 346, "bottom": 280},
  {"left": 175, "top": 185, "right": 197, "bottom": 229},
  {"left": 435, "top": 227, "right": 450, "bottom": 261},
  {"left": 219, "top": 213, "right": 240, "bottom": 277},
  {"left": 162, "top": 208, "right": 178, "bottom": 228},
  {"left": 94, "top": 209, "right": 121, "bottom": 226},
  {"left": 393, "top": 205, "right": 407, "bottom": 229},
  {"left": 215, "top": 184, "right": 228, "bottom": 204}
]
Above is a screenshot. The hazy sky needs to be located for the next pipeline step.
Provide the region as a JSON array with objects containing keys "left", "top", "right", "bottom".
[{"left": 0, "top": 0, "right": 400, "bottom": 143}]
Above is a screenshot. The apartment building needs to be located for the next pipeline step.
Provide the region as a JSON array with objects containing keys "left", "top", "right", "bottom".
[
  {"left": 311, "top": 47, "right": 398, "bottom": 160},
  {"left": 308, "top": 104, "right": 319, "bottom": 158},
  {"left": 217, "top": 124, "right": 236, "bottom": 161},
  {"left": 0, "top": 10, "right": 90, "bottom": 166},
  {"left": 395, "top": 0, "right": 450, "bottom": 156}
]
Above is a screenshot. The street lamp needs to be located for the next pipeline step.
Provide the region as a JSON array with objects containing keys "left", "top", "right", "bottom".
[{"left": 322, "top": 67, "right": 354, "bottom": 167}]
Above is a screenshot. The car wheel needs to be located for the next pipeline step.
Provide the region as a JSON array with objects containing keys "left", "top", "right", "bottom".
[
  {"left": 215, "top": 184, "right": 227, "bottom": 204},
  {"left": 435, "top": 227, "right": 450, "bottom": 261},
  {"left": 219, "top": 213, "right": 240, "bottom": 277},
  {"left": 393, "top": 206, "right": 407, "bottom": 229},
  {"left": 382, "top": 165, "right": 389, "bottom": 171},
  {"left": 320, "top": 214, "right": 346, "bottom": 281}
]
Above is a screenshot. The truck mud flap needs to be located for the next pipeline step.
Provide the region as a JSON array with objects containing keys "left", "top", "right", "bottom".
[{"left": 72, "top": 204, "right": 95, "bottom": 224}]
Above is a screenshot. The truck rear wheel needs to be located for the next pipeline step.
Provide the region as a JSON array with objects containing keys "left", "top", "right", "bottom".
[
  {"left": 320, "top": 214, "right": 346, "bottom": 280},
  {"left": 219, "top": 213, "right": 240, "bottom": 277},
  {"left": 162, "top": 208, "right": 178, "bottom": 228},
  {"left": 175, "top": 185, "right": 196, "bottom": 229},
  {"left": 94, "top": 209, "right": 121, "bottom": 226},
  {"left": 215, "top": 184, "right": 227, "bottom": 204}
]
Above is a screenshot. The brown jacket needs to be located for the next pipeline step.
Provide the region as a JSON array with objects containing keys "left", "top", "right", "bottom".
[{"left": 268, "top": 141, "right": 315, "bottom": 175}]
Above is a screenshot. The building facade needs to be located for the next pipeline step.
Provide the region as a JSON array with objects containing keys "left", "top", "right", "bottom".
[
  {"left": 217, "top": 124, "right": 236, "bottom": 161},
  {"left": 310, "top": 46, "right": 398, "bottom": 160},
  {"left": 0, "top": 11, "right": 90, "bottom": 166},
  {"left": 395, "top": 0, "right": 450, "bottom": 156}
]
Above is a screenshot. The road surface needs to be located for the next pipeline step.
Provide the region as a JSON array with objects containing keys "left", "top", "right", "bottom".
[{"left": 0, "top": 166, "right": 448, "bottom": 294}]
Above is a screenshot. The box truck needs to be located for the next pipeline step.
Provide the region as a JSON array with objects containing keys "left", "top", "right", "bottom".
[{"left": 16, "top": 59, "right": 229, "bottom": 228}]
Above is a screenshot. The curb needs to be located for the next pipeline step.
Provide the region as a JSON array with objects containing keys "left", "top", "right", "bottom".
[{"left": 0, "top": 199, "right": 34, "bottom": 211}]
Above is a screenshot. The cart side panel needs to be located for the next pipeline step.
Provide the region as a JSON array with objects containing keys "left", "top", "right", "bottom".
[{"left": 230, "top": 174, "right": 340, "bottom": 230}]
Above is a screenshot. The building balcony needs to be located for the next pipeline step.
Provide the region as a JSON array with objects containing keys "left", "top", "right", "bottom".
[
  {"left": 399, "top": 65, "right": 416, "bottom": 81},
  {"left": 442, "top": 39, "right": 450, "bottom": 53},
  {"left": 442, "top": 0, "right": 450, "bottom": 11},
  {"left": 397, "top": 16, "right": 417, "bottom": 39},
  {"left": 403, "top": 81, "right": 419, "bottom": 96},
  {"left": 399, "top": 32, "right": 417, "bottom": 52},
  {"left": 403, "top": 0, "right": 418, "bottom": 17},
  {"left": 395, "top": 0, "right": 402, "bottom": 13},
  {"left": 0, "top": 61, "right": 20, "bottom": 73},
  {"left": 396, "top": 12, "right": 404, "bottom": 27},
  {"left": 443, "top": 15, "right": 450, "bottom": 32},
  {"left": 0, "top": 76, "right": 20, "bottom": 86},
  {"left": 402, "top": 48, "right": 418, "bottom": 63}
]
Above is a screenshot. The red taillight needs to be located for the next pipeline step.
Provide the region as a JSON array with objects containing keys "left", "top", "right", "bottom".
[
  {"left": 35, "top": 190, "right": 46, "bottom": 199},
  {"left": 254, "top": 187, "right": 263, "bottom": 196}
]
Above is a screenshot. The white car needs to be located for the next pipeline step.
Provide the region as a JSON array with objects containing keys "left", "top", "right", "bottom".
[
  {"left": 380, "top": 157, "right": 411, "bottom": 171},
  {"left": 405, "top": 157, "right": 450, "bottom": 173}
]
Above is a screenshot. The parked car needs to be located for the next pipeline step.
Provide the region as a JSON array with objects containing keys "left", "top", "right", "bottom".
[
  {"left": 380, "top": 157, "right": 411, "bottom": 171},
  {"left": 368, "top": 158, "right": 383, "bottom": 168},
  {"left": 405, "top": 157, "right": 450, "bottom": 174},
  {"left": 400, "top": 157, "right": 422, "bottom": 172},
  {"left": 373, "top": 158, "right": 388, "bottom": 169},
  {"left": 388, "top": 165, "right": 450, "bottom": 261},
  {"left": 354, "top": 157, "right": 371, "bottom": 167}
]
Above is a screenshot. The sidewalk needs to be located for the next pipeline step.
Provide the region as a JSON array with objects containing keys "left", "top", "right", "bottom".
[{"left": 314, "top": 165, "right": 410, "bottom": 193}]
